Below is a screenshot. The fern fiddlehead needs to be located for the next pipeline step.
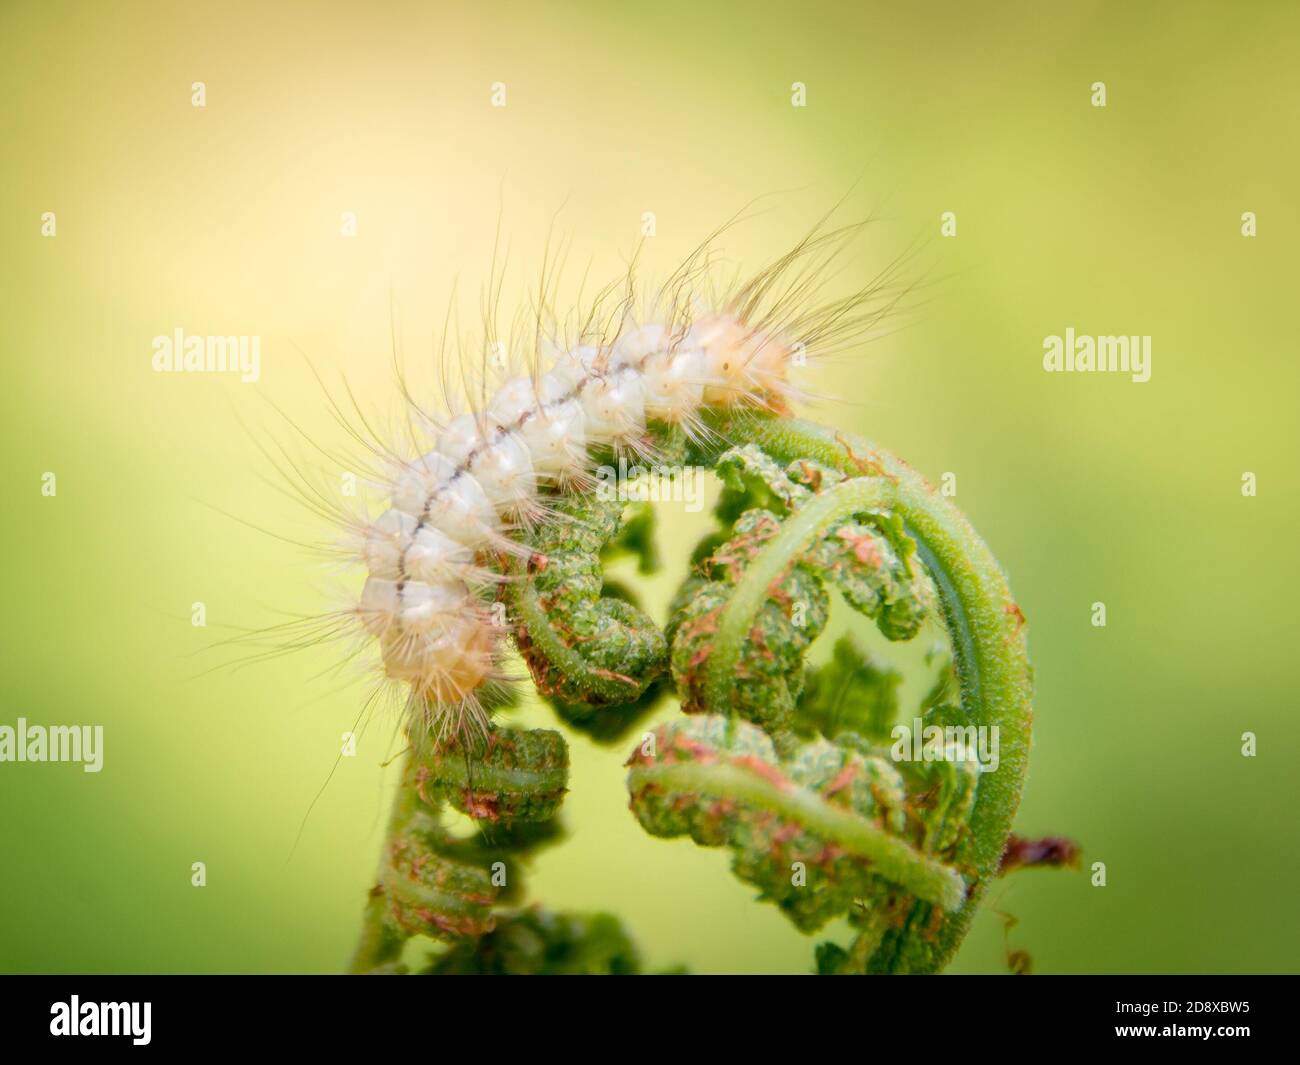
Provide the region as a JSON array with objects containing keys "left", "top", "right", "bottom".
[
  {"left": 352, "top": 409, "right": 1037, "bottom": 974},
  {"left": 349, "top": 726, "right": 571, "bottom": 974},
  {"left": 676, "top": 413, "right": 1033, "bottom": 971},
  {"left": 507, "top": 488, "right": 668, "bottom": 712}
]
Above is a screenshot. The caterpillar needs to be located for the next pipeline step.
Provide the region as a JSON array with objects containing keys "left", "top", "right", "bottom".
[{"left": 323, "top": 217, "right": 914, "bottom": 750}]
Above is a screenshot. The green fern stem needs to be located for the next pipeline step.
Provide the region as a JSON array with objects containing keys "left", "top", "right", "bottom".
[
  {"left": 693, "top": 414, "right": 1033, "bottom": 968},
  {"left": 349, "top": 727, "right": 569, "bottom": 974}
]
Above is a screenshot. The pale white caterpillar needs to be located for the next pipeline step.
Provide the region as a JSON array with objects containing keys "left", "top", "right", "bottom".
[{"left": 259, "top": 217, "right": 917, "bottom": 749}]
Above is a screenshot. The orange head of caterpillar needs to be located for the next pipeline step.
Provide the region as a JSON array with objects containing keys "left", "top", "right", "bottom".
[{"left": 690, "top": 313, "right": 798, "bottom": 413}]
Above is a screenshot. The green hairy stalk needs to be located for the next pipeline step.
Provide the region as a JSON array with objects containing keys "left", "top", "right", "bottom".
[{"left": 351, "top": 414, "right": 1041, "bottom": 975}]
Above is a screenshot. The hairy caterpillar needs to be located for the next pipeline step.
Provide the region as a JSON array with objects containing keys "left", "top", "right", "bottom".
[{"left": 312, "top": 217, "right": 914, "bottom": 750}]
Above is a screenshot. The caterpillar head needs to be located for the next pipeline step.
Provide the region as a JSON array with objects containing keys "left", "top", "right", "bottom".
[{"left": 690, "top": 313, "right": 797, "bottom": 411}]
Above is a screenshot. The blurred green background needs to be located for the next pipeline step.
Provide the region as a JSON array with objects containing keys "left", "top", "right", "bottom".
[{"left": 2, "top": 0, "right": 1297, "bottom": 974}]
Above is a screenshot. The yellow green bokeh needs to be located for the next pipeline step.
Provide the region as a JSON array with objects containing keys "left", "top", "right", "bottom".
[{"left": 2, "top": 0, "right": 1297, "bottom": 973}]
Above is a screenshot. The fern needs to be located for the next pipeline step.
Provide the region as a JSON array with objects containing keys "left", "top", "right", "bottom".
[{"left": 350, "top": 414, "right": 1050, "bottom": 975}]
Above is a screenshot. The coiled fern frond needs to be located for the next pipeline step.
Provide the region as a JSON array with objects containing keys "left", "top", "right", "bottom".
[{"left": 351, "top": 414, "right": 1039, "bottom": 975}]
